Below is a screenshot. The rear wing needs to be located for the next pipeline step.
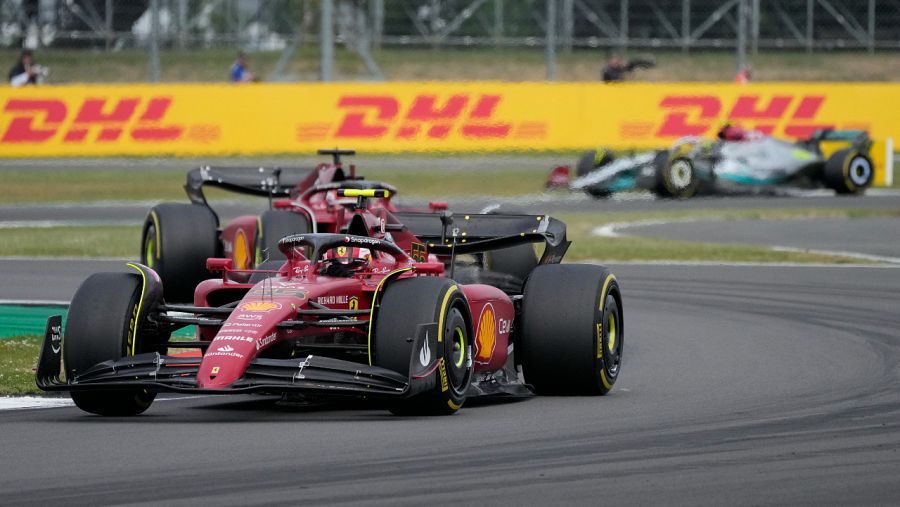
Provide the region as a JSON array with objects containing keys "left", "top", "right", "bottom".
[
  {"left": 184, "top": 166, "right": 317, "bottom": 206},
  {"left": 806, "top": 129, "right": 871, "bottom": 152},
  {"left": 392, "top": 212, "right": 571, "bottom": 264}
]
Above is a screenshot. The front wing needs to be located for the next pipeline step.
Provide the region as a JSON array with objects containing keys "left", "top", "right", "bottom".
[{"left": 35, "top": 315, "right": 414, "bottom": 398}]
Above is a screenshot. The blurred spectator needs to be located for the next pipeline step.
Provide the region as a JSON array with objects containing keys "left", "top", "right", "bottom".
[
  {"left": 601, "top": 55, "right": 656, "bottom": 83},
  {"left": 230, "top": 52, "right": 257, "bottom": 83},
  {"left": 735, "top": 65, "right": 752, "bottom": 85},
  {"left": 8, "top": 49, "right": 46, "bottom": 87},
  {"left": 601, "top": 56, "right": 626, "bottom": 82}
]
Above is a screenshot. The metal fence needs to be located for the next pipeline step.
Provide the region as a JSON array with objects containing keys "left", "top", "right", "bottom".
[{"left": 2, "top": 0, "right": 899, "bottom": 80}]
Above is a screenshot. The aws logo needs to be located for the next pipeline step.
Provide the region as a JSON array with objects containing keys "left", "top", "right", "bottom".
[
  {"left": 0, "top": 96, "right": 219, "bottom": 144},
  {"left": 655, "top": 94, "right": 834, "bottom": 139},
  {"left": 297, "top": 94, "right": 546, "bottom": 142}
]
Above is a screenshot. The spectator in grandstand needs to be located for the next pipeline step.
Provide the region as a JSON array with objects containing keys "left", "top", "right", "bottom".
[
  {"left": 601, "top": 54, "right": 656, "bottom": 83},
  {"left": 230, "top": 52, "right": 257, "bottom": 83},
  {"left": 8, "top": 49, "right": 45, "bottom": 87},
  {"left": 735, "top": 64, "right": 752, "bottom": 85}
]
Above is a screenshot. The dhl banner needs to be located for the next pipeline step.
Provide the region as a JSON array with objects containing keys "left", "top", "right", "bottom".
[{"left": 0, "top": 81, "right": 896, "bottom": 183}]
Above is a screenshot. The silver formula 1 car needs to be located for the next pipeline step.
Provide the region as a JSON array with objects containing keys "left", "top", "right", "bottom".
[{"left": 548, "top": 129, "right": 875, "bottom": 199}]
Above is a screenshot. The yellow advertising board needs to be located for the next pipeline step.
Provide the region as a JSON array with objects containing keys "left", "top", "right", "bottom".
[{"left": 0, "top": 81, "right": 896, "bottom": 184}]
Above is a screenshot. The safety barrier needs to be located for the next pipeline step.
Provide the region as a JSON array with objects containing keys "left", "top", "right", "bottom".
[{"left": 1, "top": 82, "right": 895, "bottom": 184}]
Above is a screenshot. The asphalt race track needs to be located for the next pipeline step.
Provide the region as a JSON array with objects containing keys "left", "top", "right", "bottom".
[
  {"left": 2, "top": 263, "right": 900, "bottom": 505},
  {"left": 2, "top": 171, "right": 899, "bottom": 504}
]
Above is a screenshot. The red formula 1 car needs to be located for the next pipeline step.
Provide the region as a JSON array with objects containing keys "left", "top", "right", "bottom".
[
  {"left": 37, "top": 189, "right": 623, "bottom": 416},
  {"left": 141, "top": 149, "right": 447, "bottom": 302}
]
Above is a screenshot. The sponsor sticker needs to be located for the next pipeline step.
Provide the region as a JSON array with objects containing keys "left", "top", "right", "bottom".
[
  {"left": 240, "top": 301, "right": 282, "bottom": 312},
  {"left": 438, "top": 358, "right": 449, "bottom": 392},
  {"left": 474, "top": 303, "right": 497, "bottom": 365},
  {"left": 317, "top": 295, "right": 349, "bottom": 305},
  {"left": 214, "top": 335, "right": 254, "bottom": 343},
  {"left": 410, "top": 242, "right": 427, "bottom": 262},
  {"left": 256, "top": 333, "right": 277, "bottom": 350}
]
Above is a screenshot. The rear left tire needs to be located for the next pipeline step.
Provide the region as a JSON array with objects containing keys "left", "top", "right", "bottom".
[{"left": 519, "top": 264, "right": 622, "bottom": 395}]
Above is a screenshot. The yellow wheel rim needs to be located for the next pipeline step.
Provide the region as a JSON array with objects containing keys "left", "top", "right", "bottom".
[
  {"left": 453, "top": 327, "right": 465, "bottom": 368},
  {"left": 608, "top": 313, "right": 617, "bottom": 352}
]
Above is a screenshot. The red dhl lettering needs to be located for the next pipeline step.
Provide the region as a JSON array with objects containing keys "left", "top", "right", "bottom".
[
  {"left": 332, "top": 94, "right": 516, "bottom": 140},
  {"left": 1, "top": 97, "right": 184, "bottom": 143},
  {"left": 656, "top": 94, "right": 833, "bottom": 139}
]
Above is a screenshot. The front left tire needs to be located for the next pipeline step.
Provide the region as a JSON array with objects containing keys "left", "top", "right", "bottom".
[{"left": 64, "top": 271, "right": 169, "bottom": 416}]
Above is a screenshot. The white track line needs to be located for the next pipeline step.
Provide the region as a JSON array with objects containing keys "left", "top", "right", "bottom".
[
  {"left": 592, "top": 218, "right": 900, "bottom": 265},
  {"left": 0, "top": 299, "right": 68, "bottom": 306}
]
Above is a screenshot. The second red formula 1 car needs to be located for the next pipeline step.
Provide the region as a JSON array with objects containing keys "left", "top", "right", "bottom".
[
  {"left": 141, "top": 149, "right": 447, "bottom": 302},
  {"left": 37, "top": 189, "right": 623, "bottom": 417}
]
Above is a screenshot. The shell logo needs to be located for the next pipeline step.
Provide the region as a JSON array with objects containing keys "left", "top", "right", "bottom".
[
  {"left": 234, "top": 229, "right": 250, "bottom": 269},
  {"left": 475, "top": 303, "right": 496, "bottom": 364},
  {"left": 240, "top": 301, "right": 282, "bottom": 312}
]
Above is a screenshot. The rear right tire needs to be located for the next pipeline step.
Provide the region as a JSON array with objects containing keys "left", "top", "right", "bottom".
[{"left": 254, "top": 210, "right": 311, "bottom": 265}]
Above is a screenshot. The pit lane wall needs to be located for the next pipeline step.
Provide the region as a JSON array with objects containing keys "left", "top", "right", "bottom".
[{"left": 0, "top": 81, "right": 895, "bottom": 185}]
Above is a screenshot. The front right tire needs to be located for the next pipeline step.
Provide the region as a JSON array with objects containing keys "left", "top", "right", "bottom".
[{"left": 373, "top": 277, "right": 473, "bottom": 415}]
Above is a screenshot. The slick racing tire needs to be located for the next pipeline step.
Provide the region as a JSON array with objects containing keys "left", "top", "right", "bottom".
[
  {"left": 142, "top": 203, "right": 219, "bottom": 303},
  {"left": 64, "top": 271, "right": 169, "bottom": 416},
  {"left": 823, "top": 148, "right": 874, "bottom": 195},
  {"left": 373, "top": 277, "right": 473, "bottom": 416},
  {"left": 659, "top": 157, "right": 700, "bottom": 198},
  {"left": 254, "top": 210, "right": 311, "bottom": 265},
  {"left": 575, "top": 148, "right": 615, "bottom": 178},
  {"left": 519, "top": 264, "right": 623, "bottom": 395}
]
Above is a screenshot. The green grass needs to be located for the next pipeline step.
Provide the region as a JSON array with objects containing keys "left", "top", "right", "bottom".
[
  {"left": 0, "top": 226, "right": 139, "bottom": 258},
  {"left": 0, "top": 336, "right": 41, "bottom": 395},
  {"left": 0, "top": 164, "right": 551, "bottom": 203},
  {"left": 3, "top": 48, "right": 898, "bottom": 84}
]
